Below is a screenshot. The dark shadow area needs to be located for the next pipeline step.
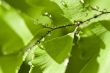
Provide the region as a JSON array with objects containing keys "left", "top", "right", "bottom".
[
  {"left": 66, "top": 35, "right": 105, "bottom": 73},
  {"left": 99, "top": 20, "right": 110, "bottom": 32},
  {"left": 65, "top": 20, "right": 110, "bottom": 73},
  {"left": 18, "top": 61, "right": 31, "bottom": 73},
  {"left": 30, "top": 65, "right": 43, "bottom": 73}
]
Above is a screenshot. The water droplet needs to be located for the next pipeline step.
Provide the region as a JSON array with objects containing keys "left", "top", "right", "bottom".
[
  {"left": 80, "top": 0, "right": 85, "bottom": 4},
  {"left": 28, "top": 61, "right": 32, "bottom": 65},
  {"left": 41, "top": 38, "right": 45, "bottom": 42},
  {"left": 94, "top": 6, "right": 99, "bottom": 10},
  {"left": 47, "top": 33, "right": 51, "bottom": 36},
  {"left": 43, "top": 12, "right": 52, "bottom": 18},
  {"left": 68, "top": 33, "right": 74, "bottom": 38},
  {"left": 49, "top": 14, "right": 52, "bottom": 18},
  {"left": 44, "top": 12, "right": 49, "bottom": 16},
  {"left": 64, "top": 58, "right": 69, "bottom": 66},
  {"left": 61, "top": 1, "right": 68, "bottom": 8},
  {"left": 38, "top": 44, "right": 45, "bottom": 50}
]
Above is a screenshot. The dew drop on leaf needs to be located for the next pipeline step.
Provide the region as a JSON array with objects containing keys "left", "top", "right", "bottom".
[
  {"left": 61, "top": 1, "right": 68, "bottom": 8},
  {"left": 41, "top": 38, "right": 45, "bottom": 42},
  {"left": 94, "top": 6, "right": 99, "bottom": 10},
  {"left": 43, "top": 12, "right": 49, "bottom": 16},
  {"left": 49, "top": 14, "right": 52, "bottom": 18},
  {"left": 42, "top": 12, "right": 52, "bottom": 18},
  {"left": 38, "top": 44, "right": 45, "bottom": 50},
  {"left": 64, "top": 58, "right": 69, "bottom": 66},
  {"left": 47, "top": 33, "right": 51, "bottom": 36},
  {"left": 28, "top": 61, "right": 32, "bottom": 66}
]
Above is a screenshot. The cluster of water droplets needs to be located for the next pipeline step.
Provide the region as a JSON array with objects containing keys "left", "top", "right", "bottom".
[{"left": 42, "top": 12, "right": 52, "bottom": 19}]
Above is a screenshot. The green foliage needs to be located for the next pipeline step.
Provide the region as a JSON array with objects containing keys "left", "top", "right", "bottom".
[
  {"left": 0, "top": 0, "right": 110, "bottom": 73},
  {"left": 42, "top": 35, "right": 73, "bottom": 63}
]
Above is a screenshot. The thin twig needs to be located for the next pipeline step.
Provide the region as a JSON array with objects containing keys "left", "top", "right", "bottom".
[
  {"left": 27, "top": 8, "right": 110, "bottom": 50},
  {"left": 83, "top": 11, "right": 110, "bottom": 23}
]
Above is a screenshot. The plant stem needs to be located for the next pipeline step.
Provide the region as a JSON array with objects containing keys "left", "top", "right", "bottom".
[{"left": 28, "top": 8, "right": 110, "bottom": 50}]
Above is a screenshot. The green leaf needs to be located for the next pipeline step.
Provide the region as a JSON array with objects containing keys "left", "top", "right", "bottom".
[
  {"left": 66, "top": 20, "right": 110, "bottom": 73},
  {"left": 0, "top": 2, "right": 33, "bottom": 73},
  {"left": 5, "top": 0, "right": 71, "bottom": 26},
  {"left": 79, "top": 20, "right": 110, "bottom": 73},
  {"left": 42, "top": 35, "right": 73, "bottom": 63},
  {"left": 1, "top": 0, "right": 110, "bottom": 73},
  {"left": 31, "top": 46, "right": 68, "bottom": 73},
  {"left": 0, "top": 3, "right": 33, "bottom": 55},
  {"left": 0, "top": 53, "right": 24, "bottom": 73}
]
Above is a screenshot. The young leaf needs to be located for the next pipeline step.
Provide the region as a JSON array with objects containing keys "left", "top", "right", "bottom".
[{"left": 42, "top": 35, "right": 73, "bottom": 63}]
